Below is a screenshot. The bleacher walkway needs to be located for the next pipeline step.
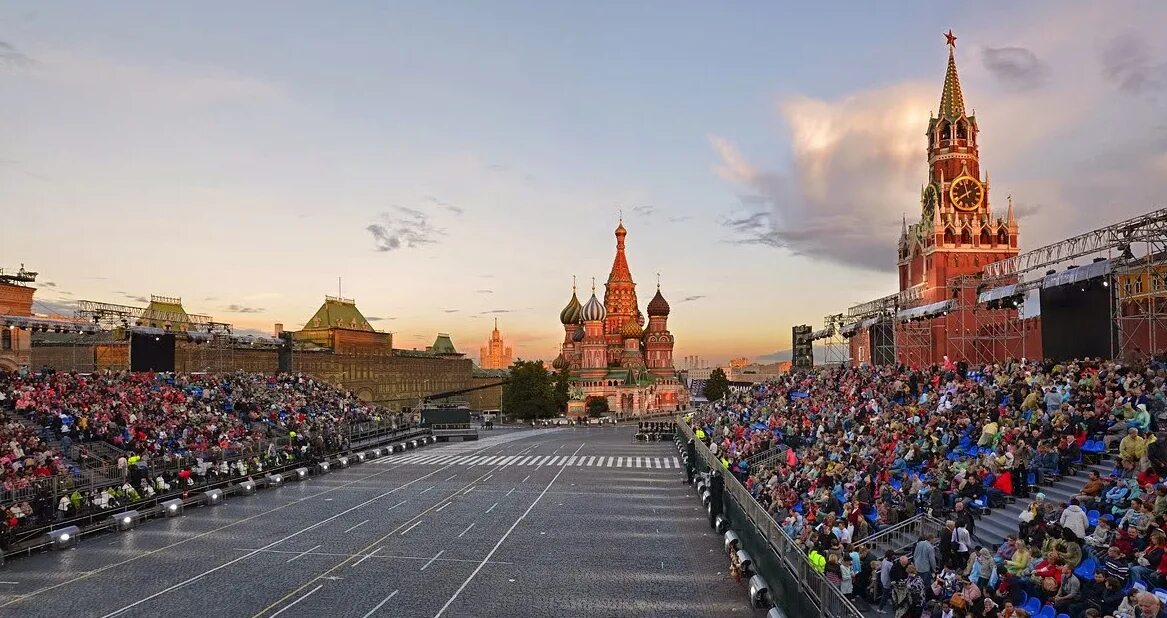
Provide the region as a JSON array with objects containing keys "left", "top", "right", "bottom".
[{"left": 386, "top": 453, "right": 683, "bottom": 469}]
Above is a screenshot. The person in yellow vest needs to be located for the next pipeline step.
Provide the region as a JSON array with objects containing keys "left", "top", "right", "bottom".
[
  {"left": 808, "top": 547, "right": 826, "bottom": 573},
  {"left": 695, "top": 427, "right": 706, "bottom": 442}
]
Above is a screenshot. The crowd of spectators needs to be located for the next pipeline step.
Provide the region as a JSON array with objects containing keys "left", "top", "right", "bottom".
[
  {"left": 689, "top": 355, "right": 1167, "bottom": 618},
  {"left": 0, "top": 368, "right": 403, "bottom": 539}
]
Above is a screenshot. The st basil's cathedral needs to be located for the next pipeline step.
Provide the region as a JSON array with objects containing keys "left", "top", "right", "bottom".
[{"left": 552, "top": 221, "right": 688, "bottom": 416}]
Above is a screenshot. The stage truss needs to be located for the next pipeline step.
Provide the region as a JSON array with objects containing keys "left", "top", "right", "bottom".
[
  {"left": 820, "top": 313, "right": 847, "bottom": 366},
  {"left": 843, "top": 293, "right": 899, "bottom": 366}
]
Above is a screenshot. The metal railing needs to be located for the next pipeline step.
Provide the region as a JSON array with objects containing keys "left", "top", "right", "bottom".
[
  {"left": 677, "top": 418, "right": 864, "bottom": 618},
  {"left": 744, "top": 444, "right": 788, "bottom": 470},
  {"left": 854, "top": 512, "right": 947, "bottom": 555}
]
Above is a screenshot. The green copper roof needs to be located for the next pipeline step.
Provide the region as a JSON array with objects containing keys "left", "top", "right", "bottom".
[
  {"left": 429, "top": 333, "right": 459, "bottom": 355},
  {"left": 303, "top": 296, "right": 373, "bottom": 331}
]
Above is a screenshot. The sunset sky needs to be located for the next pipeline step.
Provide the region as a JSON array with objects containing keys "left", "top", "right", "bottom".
[{"left": 2, "top": 2, "right": 1165, "bottom": 364}]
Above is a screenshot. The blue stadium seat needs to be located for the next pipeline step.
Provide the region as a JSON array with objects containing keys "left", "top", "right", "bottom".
[
  {"left": 1133, "top": 580, "right": 1148, "bottom": 593},
  {"left": 1038, "top": 605, "right": 1056, "bottom": 618},
  {"left": 1074, "top": 556, "right": 1096, "bottom": 579},
  {"left": 1087, "top": 509, "right": 1100, "bottom": 527},
  {"left": 1154, "top": 587, "right": 1167, "bottom": 604},
  {"left": 1022, "top": 597, "right": 1041, "bottom": 615}
]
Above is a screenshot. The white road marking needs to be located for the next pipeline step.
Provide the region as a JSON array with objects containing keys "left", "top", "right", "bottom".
[
  {"left": 518, "top": 456, "right": 535, "bottom": 466},
  {"left": 585, "top": 456, "right": 596, "bottom": 466},
  {"left": 361, "top": 590, "right": 399, "bottom": 618},
  {"left": 463, "top": 487, "right": 473, "bottom": 495},
  {"left": 435, "top": 502, "right": 452, "bottom": 513},
  {"left": 400, "top": 521, "right": 423, "bottom": 536},
  {"left": 521, "top": 475, "right": 530, "bottom": 483},
  {"left": 344, "top": 520, "right": 369, "bottom": 534},
  {"left": 567, "top": 456, "right": 578, "bottom": 466},
  {"left": 351, "top": 547, "right": 381, "bottom": 568},
  {"left": 433, "top": 442, "right": 586, "bottom": 618},
  {"left": 486, "top": 502, "right": 499, "bottom": 514},
  {"left": 421, "top": 486, "right": 435, "bottom": 494},
  {"left": 419, "top": 550, "right": 445, "bottom": 571},
  {"left": 287, "top": 544, "right": 322, "bottom": 563},
  {"left": 270, "top": 585, "right": 323, "bottom": 618},
  {"left": 505, "top": 488, "right": 515, "bottom": 497},
  {"left": 444, "top": 475, "right": 457, "bottom": 481},
  {"left": 97, "top": 463, "right": 449, "bottom": 618},
  {"left": 458, "top": 523, "right": 475, "bottom": 538},
  {"left": 606, "top": 457, "right": 615, "bottom": 467},
  {"left": 671, "top": 457, "right": 679, "bottom": 468}
]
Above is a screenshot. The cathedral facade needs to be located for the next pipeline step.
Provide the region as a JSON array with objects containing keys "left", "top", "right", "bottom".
[{"left": 552, "top": 222, "right": 687, "bottom": 416}]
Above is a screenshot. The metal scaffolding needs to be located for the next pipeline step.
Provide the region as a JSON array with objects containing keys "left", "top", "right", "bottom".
[
  {"left": 844, "top": 294, "right": 899, "bottom": 366},
  {"left": 820, "top": 313, "right": 848, "bottom": 366}
]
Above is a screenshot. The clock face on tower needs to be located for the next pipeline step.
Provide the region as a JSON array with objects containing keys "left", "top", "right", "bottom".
[
  {"left": 922, "top": 184, "right": 939, "bottom": 220},
  {"left": 949, "top": 176, "right": 984, "bottom": 212}
]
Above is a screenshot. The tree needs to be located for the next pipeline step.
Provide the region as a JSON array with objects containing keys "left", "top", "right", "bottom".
[
  {"left": 502, "top": 359, "right": 556, "bottom": 420},
  {"left": 586, "top": 396, "right": 609, "bottom": 418},
  {"left": 552, "top": 368, "right": 571, "bottom": 414},
  {"left": 704, "top": 367, "right": 730, "bottom": 402}
]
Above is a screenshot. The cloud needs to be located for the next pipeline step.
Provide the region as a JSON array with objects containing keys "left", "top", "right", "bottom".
[
  {"left": 679, "top": 295, "right": 705, "bottom": 303},
  {"left": 631, "top": 205, "right": 656, "bottom": 216},
  {"left": 424, "top": 195, "right": 464, "bottom": 215},
  {"left": 366, "top": 205, "right": 444, "bottom": 252},
  {"left": 478, "top": 309, "right": 514, "bottom": 315},
  {"left": 485, "top": 163, "right": 508, "bottom": 172},
  {"left": 40, "top": 281, "right": 57, "bottom": 287},
  {"left": 365, "top": 316, "right": 393, "bottom": 322},
  {"left": 443, "top": 309, "right": 459, "bottom": 313},
  {"left": 203, "top": 296, "right": 218, "bottom": 301},
  {"left": 475, "top": 289, "right": 493, "bottom": 294},
  {"left": 1012, "top": 201, "right": 1043, "bottom": 220},
  {"left": 0, "top": 41, "right": 33, "bottom": 69},
  {"left": 756, "top": 349, "right": 793, "bottom": 362},
  {"left": 124, "top": 295, "right": 148, "bottom": 304},
  {"left": 224, "top": 304, "right": 264, "bottom": 314},
  {"left": 710, "top": 83, "right": 935, "bottom": 271},
  {"left": 1099, "top": 34, "right": 1166, "bottom": 95},
  {"left": 667, "top": 215, "right": 693, "bottom": 223},
  {"left": 981, "top": 46, "right": 1050, "bottom": 90}
]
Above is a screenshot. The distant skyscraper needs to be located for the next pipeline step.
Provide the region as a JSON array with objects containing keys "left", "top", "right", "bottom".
[{"left": 479, "top": 318, "right": 513, "bottom": 369}]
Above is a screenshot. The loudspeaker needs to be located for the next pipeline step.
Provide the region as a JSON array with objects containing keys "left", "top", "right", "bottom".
[{"left": 792, "top": 325, "right": 813, "bottom": 369}]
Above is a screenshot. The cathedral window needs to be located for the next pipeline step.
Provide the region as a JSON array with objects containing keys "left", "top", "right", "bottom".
[
  {"left": 998, "top": 230, "right": 1008, "bottom": 245},
  {"left": 961, "top": 229, "right": 972, "bottom": 245},
  {"left": 943, "top": 228, "right": 955, "bottom": 245},
  {"left": 980, "top": 229, "right": 991, "bottom": 245}
]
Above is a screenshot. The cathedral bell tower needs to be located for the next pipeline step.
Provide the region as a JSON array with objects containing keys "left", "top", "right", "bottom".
[{"left": 897, "top": 30, "right": 1019, "bottom": 302}]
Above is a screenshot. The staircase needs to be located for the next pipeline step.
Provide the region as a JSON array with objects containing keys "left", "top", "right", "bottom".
[{"left": 968, "top": 460, "right": 1113, "bottom": 550}]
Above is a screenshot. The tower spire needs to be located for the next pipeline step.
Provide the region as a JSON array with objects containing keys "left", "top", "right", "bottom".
[
  {"left": 939, "top": 30, "right": 966, "bottom": 119},
  {"left": 1006, "top": 194, "right": 1017, "bottom": 226}
]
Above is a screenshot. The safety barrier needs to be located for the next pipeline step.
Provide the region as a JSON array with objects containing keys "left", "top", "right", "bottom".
[{"left": 676, "top": 417, "right": 864, "bottom": 618}]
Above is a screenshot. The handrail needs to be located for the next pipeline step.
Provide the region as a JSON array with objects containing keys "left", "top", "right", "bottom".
[
  {"left": 677, "top": 417, "right": 864, "bottom": 618},
  {"left": 853, "top": 512, "right": 928, "bottom": 546}
]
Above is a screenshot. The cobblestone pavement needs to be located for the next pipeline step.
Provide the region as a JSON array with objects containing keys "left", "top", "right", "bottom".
[{"left": 0, "top": 426, "right": 762, "bottom": 618}]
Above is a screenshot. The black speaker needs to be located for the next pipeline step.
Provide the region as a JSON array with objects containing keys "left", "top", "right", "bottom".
[
  {"left": 278, "top": 332, "right": 294, "bottom": 373},
  {"left": 792, "top": 325, "right": 813, "bottom": 369}
]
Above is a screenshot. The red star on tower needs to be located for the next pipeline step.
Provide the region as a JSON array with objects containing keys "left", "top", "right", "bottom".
[{"left": 944, "top": 29, "right": 957, "bottom": 47}]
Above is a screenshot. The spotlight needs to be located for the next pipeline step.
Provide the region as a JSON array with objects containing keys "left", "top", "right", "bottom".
[
  {"left": 335, "top": 456, "right": 348, "bottom": 468},
  {"left": 317, "top": 460, "right": 331, "bottom": 474},
  {"left": 265, "top": 473, "right": 283, "bottom": 487},
  {"left": 155, "top": 336, "right": 160, "bottom": 342},
  {"left": 236, "top": 480, "right": 257, "bottom": 495},
  {"left": 112, "top": 510, "right": 141, "bottom": 531},
  {"left": 749, "top": 574, "right": 773, "bottom": 609},
  {"left": 724, "top": 530, "right": 741, "bottom": 552},
  {"left": 713, "top": 514, "right": 731, "bottom": 534},
  {"left": 294, "top": 467, "right": 309, "bottom": 481},
  {"left": 200, "top": 489, "right": 224, "bottom": 506},
  {"left": 354, "top": 452, "right": 366, "bottom": 463},
  {"left": 736, "top": 550, "right": 755, "bottom": 576},
  {"left": 49, "top": 525, "right": 80, "bottom": 549},
  {"left": 161, "top": 499, "right": 184, "bottom": 516}
]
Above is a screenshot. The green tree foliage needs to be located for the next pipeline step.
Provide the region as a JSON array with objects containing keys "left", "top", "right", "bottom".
[
  {"left": 553, "top": 369, "right": 571, "bottom": 413},
  {"left": 502, "top": 359, "right": 556, "bottom": 420},
  {"left": 703, "top": 367, "right": 730, "bottom": 402},
  {"left": 586, "top": 396, "right": 609, "bottom": 418}
]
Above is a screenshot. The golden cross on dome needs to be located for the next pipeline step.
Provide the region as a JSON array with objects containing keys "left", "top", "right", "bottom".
[
  {"left": 944, "top": 29, "right": 957, "bottom": 47},
  {"left": 656, "top": 272, "right": 661, "bottom": 289},
  {"left": 572, "top": 274, "right": 576, "bottom": 292},
  {"left": 591, "top": 277, "right": 596, "bottom": 293}
]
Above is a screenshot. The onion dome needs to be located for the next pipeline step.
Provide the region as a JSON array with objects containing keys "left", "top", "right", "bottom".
[
  {"left": 559, "top": 289, "right": 582, "bottom": 325},
  {"left": 580, "top": 292, "right": 606, "bottom": 322},
  {"left": 620, "top": 317, "right": 642, "bottom": 339},
  {"left": 635, "top": 310, "right": 645, "bottom": 328},
  {"left": 572, "top": 324, "right": 585, "bottom": 342},
  {"left": 551, "top": 353, "right": 569, "bottom": 370},
  {"left": 647, "top": 287, "right": 671, "bottom": 317}
]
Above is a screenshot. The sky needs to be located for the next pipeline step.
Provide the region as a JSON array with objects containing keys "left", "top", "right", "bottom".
[{"left": 1, "top": 2, "right": 1165, "bottom": 364}]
